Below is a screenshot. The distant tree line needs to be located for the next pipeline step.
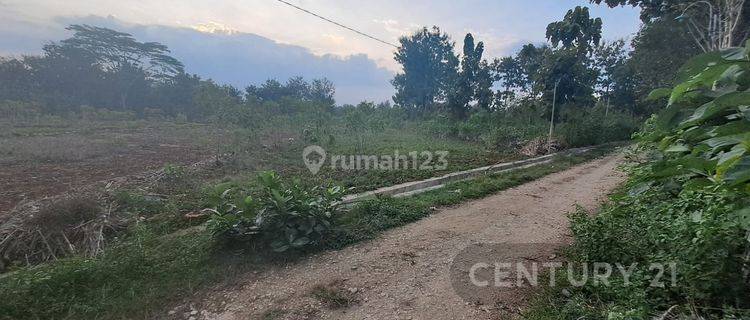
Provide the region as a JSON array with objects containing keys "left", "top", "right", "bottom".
[
  {"left": 0, "top": 24, "right": 335, "bottom": 121},
  {"left": 2, "top": 2, "right": 733, "bottom": 126},
  {"left": 391, "top": 5, "right": 708, "bottom": 120}
]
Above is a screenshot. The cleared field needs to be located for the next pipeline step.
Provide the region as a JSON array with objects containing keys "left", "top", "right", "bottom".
[
  {"left": 0, "top": 113, "right": 554, "bottom": 319},
  {"left": 0, "top": 117, "right": 517, "bottom": 216},
  {"left": 0, "top": 121, "right": 218, "bottom": 214}
]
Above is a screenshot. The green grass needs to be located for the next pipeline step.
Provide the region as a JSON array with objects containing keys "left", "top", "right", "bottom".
[
  {"left": 205, "top": 122, "right": 518, "bottom": 198},
  {"left": 0, "top": 145, "right": 617, "bottom": 320},
  {"left": 0, "top": 228, "right": 214, "bottom": 319}
]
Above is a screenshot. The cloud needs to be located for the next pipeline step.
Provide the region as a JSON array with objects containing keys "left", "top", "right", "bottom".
[
  {"left": 373, "top": 19, "right": 407, "bottom": 35},
  {"left": 191, "top": 21, "right": 239, "bottom": 35},
  {"left": 321, "top": 33, "right": 346, "bottom": 46}
]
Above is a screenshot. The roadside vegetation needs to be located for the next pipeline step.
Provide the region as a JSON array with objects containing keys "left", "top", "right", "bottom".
[
  {"left": 0, "top": 144, "right": 615, "bottom": 319},
  {"left": 526, "top": 38, "right": 750, "bottom": 320},
  {"left": 2, "top": 0, "right": 744, "bottom": 319}
]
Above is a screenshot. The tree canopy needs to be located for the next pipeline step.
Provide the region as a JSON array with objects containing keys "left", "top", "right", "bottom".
[
  {"left": 546, "top": 6, "right": 603, "bottom": 55},
  {"left": 392, "top": 26, "right": 459, "bottom": 116}
]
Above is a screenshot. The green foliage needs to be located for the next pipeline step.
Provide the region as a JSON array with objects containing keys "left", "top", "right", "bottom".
[
  {"left": 60, "top": 24, "right": 184, "bottom": 77},
  {"left": 206, "top": 171, "right": 345, "bottom": 252},
  {"left": 571, "top": 187, "right": 747, "bottom": 304},
  {"left": 327, "top": 197, "right": 429, "bottom": 248},
  {"left": 593, "top": 39, "right": 636, "bottom": 108},
  {"left": 627, "top": 15, "right": 702, "bottom": 115},
  {"left": 558, "top": 105, "right": 639, "bottom": 147},
  {"left": 546, "top": 6, "right": 603, "bottom": 55},
  {"left": 0, "top": 100, "right": 44, "bottom": 122},
  {"left": 423, "top": 111, "right": 548, "bottom": 150},
  {"left": 392, "top": 26, "right": 459, "bottom": 115},
  {"left": 527, "top": 182, "right": 750, "bottom": 319},
  {"left": 246, "top": 76, "right": 335, "bottom": 106},
  {"left": 425, "top": 107, "right": 633, "bottom": 151},
  {"left": 538, "top": 47, "right": 599, "bottom": 107},
  {"left": 162, "top": 163, "right": 185, "bottom": 178},
  {"left": 448, "top": 33, "right": 493, "bottom": 117},
  {"left": 0, "top": 24, "right": 338, "bottom": 122},
  {"left": 640, "top": 42, "right": 750, "bottom": 190},
  {"left": 527, "top": 42, "right": 750, "bottom": 319}
]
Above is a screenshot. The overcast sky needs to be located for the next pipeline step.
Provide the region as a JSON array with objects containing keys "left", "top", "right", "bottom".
[{"left": 0, "top": 0, "right": 642, "bottom": 103}]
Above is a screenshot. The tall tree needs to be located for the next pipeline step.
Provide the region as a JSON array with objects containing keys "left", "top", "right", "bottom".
[
  {"left": 475, "top": 60, "right": 495, "bottom": 111},
  {"left": 450, "top": 33, "right": 486, "bottom": 117},
  {"left": 309, "top": 78, "right": 336, "bottom": 106},
  {"left": 0, "top": 57, "right": 40, "bottom": 103},
  {"left": 537, "top": 48, "right": 598, "bottom": 109},
  {"left": 541, "top": 6, "right": 602, "bottom": 110},
  {"left": 516, "top": 44, "right": 550, "bottom": 95},
  {"left": 57, "top": 24, "right": 184, "bottom": 109},
  {"left": 546, "top": 6, "right": 603, "bottom": 55},
  {"left": 592, "top": 39, "right": 629, "bottom": 111},
  {"left": 31, "top": 44, "right": 111, "bottom": 111},
  {"left": 392, "top": 27, "right": 459, "bottom": 116},
  {"left": 494, "top": 56, "right": 524, "bottom": 105}
]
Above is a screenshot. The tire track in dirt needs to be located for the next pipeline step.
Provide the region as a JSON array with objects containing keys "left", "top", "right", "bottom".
[{"left": 181, "top": 153, "right": 626, "bottom": 320}]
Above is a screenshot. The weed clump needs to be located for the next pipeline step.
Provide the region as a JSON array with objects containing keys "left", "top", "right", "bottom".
[
  {"left": 206, "top": 171, "right": 345, "bottom": 252},
  {"left": 310, "top": 279, "right": 358, "bottom": 309}
]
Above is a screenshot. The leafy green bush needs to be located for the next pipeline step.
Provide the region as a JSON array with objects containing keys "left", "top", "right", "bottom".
[
  {"left": 527, "top": 41, "right": 750, "bottom": 319},
  {"left": 206, "top": 171, "right": 345, "bottom": 252}
]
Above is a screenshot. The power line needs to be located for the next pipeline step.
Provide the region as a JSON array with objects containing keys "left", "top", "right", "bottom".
[{"left": 274, "top": 0, "right": 399, "bottom": 48}]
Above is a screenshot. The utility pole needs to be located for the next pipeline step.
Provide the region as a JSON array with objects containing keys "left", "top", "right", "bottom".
[
  {"left": 548, "top": 78, "right": 561, "bottom": 153},
  {"left": 604, "top": 85, "right": 610, "bottom": 119}
]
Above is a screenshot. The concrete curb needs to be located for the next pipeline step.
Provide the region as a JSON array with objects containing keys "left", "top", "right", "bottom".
[{"left": 341, "top": 145, "right": 599, "bottom": 204}]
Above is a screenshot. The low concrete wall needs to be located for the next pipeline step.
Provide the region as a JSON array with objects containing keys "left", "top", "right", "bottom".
[{"left": 341, "top": 145, "right": 597, "bottom": 204}]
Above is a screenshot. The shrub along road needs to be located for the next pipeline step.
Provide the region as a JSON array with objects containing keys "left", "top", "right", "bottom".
[{"left": 171, "top": 153, "right": 626, "bottom": 320}]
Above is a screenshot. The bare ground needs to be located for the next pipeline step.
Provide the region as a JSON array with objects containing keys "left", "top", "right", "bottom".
[
  {"left": 173, "top": 154, "right": 626, "bottom": 320},
  {"left": 0, "top": 126, "right": 214, "bottom": 214}
]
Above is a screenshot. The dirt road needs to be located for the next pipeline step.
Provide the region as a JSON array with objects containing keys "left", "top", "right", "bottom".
[{"left": 181, "top": 154, "right": 626, "bottom": 320}]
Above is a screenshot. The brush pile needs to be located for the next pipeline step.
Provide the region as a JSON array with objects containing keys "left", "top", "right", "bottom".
[
  {"left": 0, "top": 195, "right": 125, "bottom": 271},
  {"left": 519, "top": 136, "right": 564, "bottom": 156}
]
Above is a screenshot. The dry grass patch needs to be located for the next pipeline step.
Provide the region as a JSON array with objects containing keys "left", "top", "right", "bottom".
[{"left": 310, "top": 278, "right": 358, "bottom": 309}]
